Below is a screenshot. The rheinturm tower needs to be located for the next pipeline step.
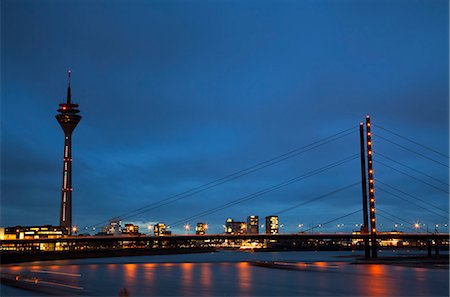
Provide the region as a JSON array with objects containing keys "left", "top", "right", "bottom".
[{"left": 56, "top": 70, "right": 81, "bottom": 235}]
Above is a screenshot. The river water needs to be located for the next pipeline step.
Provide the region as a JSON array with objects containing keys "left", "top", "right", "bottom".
[{"left": 1, "top": 250, "right": 448, "bottom": 296}]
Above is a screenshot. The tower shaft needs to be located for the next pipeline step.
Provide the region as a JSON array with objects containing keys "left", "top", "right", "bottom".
[{"left": 60, "top": 134, "right": 73, "bottom": 230}]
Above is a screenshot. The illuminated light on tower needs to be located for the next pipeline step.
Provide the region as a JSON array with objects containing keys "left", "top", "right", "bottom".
[
  {"left": 55, "top": 69, "right": 82, "bottom": 236},
  {"left": 365, "top": 115, "right": 377, "bottom": 258}
]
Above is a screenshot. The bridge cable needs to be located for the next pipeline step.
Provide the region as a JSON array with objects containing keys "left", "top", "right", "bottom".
[
  {"left": 376, "top": 160, "right": 449, "bottom": 194},
  {"left": 122, "top": 153, "right": 358, "bottom": 224},
  {"left": 168, "top": 156, "right": 359, "bottom": 228},
  {"left": 301, "top": 209, "right": 362, "bottom": 233},
  {"left": 373, "top": 134, "right": 449, "bottom": 168},
  {"left": 119, "top": 128, "right": 358, "bottom": 221},
  {"left": 373, "top": 124, "right": 449, "bottom": 159},
  {"left": 377, "top": 187, "right": 449, "bottom": 220},
  {"left": 376, "top": 212, "right": 422, "bottom": 233},
  {"left": 377, "top": 180, "right": 448, "bottom": 214},
  {"left": 83, "top": 126, "right": 358, "bottom": 230},
  {"left": 376, "top": 152, "right": 449, "bottom": 186},
  {"left": 377, "top": 208, "right": 427, "bottom": 233},
  {"left": 275, "top": 183, "right": 359, "bottom": 215}
]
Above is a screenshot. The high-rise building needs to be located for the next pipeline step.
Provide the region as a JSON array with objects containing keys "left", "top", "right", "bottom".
[
  {"left": 55, "top": 70, "right": 81, "bottom": 236},
  {"left": 123, "top": 224, "right": 140, "bottom": 235},
  {"left": 247, "top": 216, "right": 259, "bottom": 234},
  {"left": 154, "top": 223, "right": 171, "bottom": 236},
  {"left": 195, "top": 223, "right": 208, "bottom": 235},
  {"left": 224, "top": 218, "right": 246, "bottom": 235},
  {"left": 265, "top": 216, "right": 279, "bottom": 234}
]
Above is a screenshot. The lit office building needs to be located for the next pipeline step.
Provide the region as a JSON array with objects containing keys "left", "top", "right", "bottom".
[
  {"left": 265, "top": 216, "right": 279, "bottom": 234},
  {"left": 247, "top": 216, "right": 259, "bottom": 234},
  {"left": 154, "top": 223, "right": 171, "bottom": 236},
  {"left": 195, "top": 223, "right": 208, "bottom": 235},
  {"left": 1, "top": 226, "right": 68, "bottom": 240},
  {"left": 225, "top": 218, "right": 247, "bottom": 235},
  {"left": 123, "top": 224, "right": 139, "bottom": 235}
]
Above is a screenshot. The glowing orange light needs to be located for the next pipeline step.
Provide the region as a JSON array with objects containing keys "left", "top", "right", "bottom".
[
  {"left": 369, "top": 169, "right": 373, "bottom": 173},
  {"left": 372, "top": 228, "right": 376, "bottom": 232},
  {"left": 372, "top": 218, "right": 375, "bottom": 222},
  {"left": 370, "top": 199, "right": 374, "bottom": 202},
  {"left": 369, "top": 179, "right": 374, "bottom": 183},
  {"left": 414, "top": 223, "right": 420, "bottom": 228},
  {"left": 368, "top": 151, "right": 372, "bottom": 155},
  {"left": 367, "top": 132, "right": 371, "bottom": 136},
  {"left": 367, "top": 123, "right": 371, "bottom": 127}
]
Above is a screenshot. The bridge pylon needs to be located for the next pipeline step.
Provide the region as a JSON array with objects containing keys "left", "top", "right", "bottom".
[
  {"left": 359, "top": 123, "right": 370, "bottom": 259},
  {"left": 365, "top": 115, "right": 378, "bottom": 258}
]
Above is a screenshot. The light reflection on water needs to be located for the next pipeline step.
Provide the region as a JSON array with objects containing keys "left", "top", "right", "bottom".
[{"left": 1, "top": 251, "right": 448, "bottom": 296}]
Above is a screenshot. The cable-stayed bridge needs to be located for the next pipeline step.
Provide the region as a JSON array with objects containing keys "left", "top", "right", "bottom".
[
  {"left": 67, "top": 115, "right": 448, "bottom": 259},
  {"left": 2, "top": 116, "right": 448, "bottom": 260}
]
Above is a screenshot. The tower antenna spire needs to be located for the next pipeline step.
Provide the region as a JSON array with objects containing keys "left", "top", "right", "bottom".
[{"left": 67, "top": 68, "right": 72, "bottom": 104}]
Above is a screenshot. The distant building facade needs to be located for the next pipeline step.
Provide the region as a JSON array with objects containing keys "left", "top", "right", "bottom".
[
  {"left": 154, "top": 223, "right": 171, "bottom": 236},
  {"left": 123, "top": 224, "right": 139, "bottom": 235},
  {"left": 247, "top": 216, "right": 259, "bottom": 234},
  {"left": 265, "top": 216, "right": 279, "bottom": 234},
  {"left": 1, "top": 225, "right": 68, "bottom": 240},
  {"left": 225, "top": 218, "right": 246, "bottom": 235},
  {"left": 195, "top": 223, "right": 207, "bottom": 235}
]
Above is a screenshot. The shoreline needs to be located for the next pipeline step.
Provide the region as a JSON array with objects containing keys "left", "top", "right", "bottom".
[{"left": 1, "top": 246, "right": 448, "bottom": 265}]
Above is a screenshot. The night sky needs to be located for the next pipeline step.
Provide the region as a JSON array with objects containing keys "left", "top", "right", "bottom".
[{"left": 2, "top": 0, "right": 448, "bottom": 234}]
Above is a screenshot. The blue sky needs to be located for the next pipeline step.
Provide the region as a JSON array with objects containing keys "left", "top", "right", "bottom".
[{"left": 1, "top": 0, "right": 448, "bottom": 234}]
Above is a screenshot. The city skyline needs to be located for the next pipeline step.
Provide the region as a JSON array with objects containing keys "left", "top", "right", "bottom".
[{"left": 2, "top": 0, "right": 448, "bottom": 235}]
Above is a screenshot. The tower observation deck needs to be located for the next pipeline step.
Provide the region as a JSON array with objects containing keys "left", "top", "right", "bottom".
[{"left": 55, "top": 70, "right": 81, "bottom": 235}]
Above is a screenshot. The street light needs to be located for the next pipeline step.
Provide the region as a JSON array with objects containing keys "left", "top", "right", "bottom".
[{"left": 184, "top": 224, "right": 190, "bottom": 234}]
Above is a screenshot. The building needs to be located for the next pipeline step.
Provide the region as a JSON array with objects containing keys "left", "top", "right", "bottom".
[
  {"left": 195, "top": 223, "right": 208, "bottom": 235},
  {"left": 265, "top": 216, "right": 279, "bottom": 234},
  {"left": 123, "top": 224, "right": 139, "bottom": 235},
  {"left": 247, "top": 216, "right": 259, "bottom": 234},
  {"left": 1, "top": 225, "right": 68, "bottom": 240},
  {"left": 154, "top": 223, "right": 171, "bottom": 236},
  {"left": 351, "top": 230, "right": 404, "bottom": 247},
  {"left": 103, "top": 218, "right": 122, "bottom": 236},
  {"left": 225, "top": 218, "right": 246, "bottom": 235},
  {"left": 55, "top": 70, "right": 82, "bottom": 236}
]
